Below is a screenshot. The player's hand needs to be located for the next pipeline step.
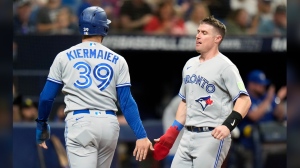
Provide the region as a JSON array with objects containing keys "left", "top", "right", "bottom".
[
  {"left": 133, "top": 137, "right": 154, "bottom": 161},
  {"left": 211, "top": 125, "right": 230, "bottom": 140},
  {"left": 35, "top": 119, "right": 51, "bottom": 149},
  {"left": 153, "top": 126, "right": 180, "bottom": 161},
  {"left": 277, "top": 86, "right": 287, "bottom": 100},
  {"left": 141, "top": 14, "right": 152, "bottom": 24},
  {"left": 266, "top": 85, "right": 276, "bottom": 101},
  {"left": 39, "top": 141, "right": 48, "bottom": 149}
]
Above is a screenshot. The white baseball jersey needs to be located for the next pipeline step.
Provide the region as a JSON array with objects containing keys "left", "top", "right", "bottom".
[
  {"left": 179, "top": 53, "right": 248, "bottom": 127},
  {"left": 47, "top": 41, "right": 130, "bottom": 113}
]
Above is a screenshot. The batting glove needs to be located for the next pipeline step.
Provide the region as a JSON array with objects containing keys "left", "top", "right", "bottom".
[
  {"left": 35, "top": 119, "right": 50, "bottom": 144},
  {"left": 153, "top": 126, "right": 180, "bottom": 161}
]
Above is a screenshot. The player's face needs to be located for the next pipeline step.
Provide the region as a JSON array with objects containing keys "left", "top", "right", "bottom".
[
  {"left": 253, "top": 83, "right": 266, "bottom": 96},
  {"left": 195, "top": 23, "right": 219, "bottom": 53}
]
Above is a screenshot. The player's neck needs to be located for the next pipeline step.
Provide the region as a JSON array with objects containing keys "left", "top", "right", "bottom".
[
  {"left": 199, "top": 49, "right": 220, "bottom": 63},
  {"left": 82, "top": 36, "right": 103, "bottom": 44}
]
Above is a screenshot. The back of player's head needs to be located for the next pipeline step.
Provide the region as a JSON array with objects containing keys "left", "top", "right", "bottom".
[{"left": 79, "top": 6, "right": 111, "bottom": 36}]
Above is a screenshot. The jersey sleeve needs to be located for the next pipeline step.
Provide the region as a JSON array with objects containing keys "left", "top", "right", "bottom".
[
  {"left": 47, "top": 54, "right": 63, "bottom": 84},
  {"left": 179, "top": 62, "right": 187, "bottom": 99},
  {"left": 222, "top": 65, "right": 249, "bottom": 102},
  {"left": 116, "top": 57, "right": 131, "bottom": 87}
]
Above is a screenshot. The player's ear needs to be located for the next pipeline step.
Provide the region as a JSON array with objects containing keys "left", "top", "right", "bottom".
[{"left": 215, "top": 35, "right": 222, "bottom": 43}]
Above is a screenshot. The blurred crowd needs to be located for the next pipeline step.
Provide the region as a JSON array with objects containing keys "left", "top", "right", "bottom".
[{"left": 13, "top": 0, "right": 286, "bottom": 36}]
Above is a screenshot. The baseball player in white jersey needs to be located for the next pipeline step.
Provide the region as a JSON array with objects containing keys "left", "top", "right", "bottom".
[
  {"left": 35, "top": 6, "right": 153, "bottom": 168},
  {"left": 153, "top": 15, "right": 252, "bottom": 168}
]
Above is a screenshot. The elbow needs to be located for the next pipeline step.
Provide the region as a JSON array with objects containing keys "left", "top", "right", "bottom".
[
  {"left": 236, "top": 95, "right": 252, "bottom": 118},
  {"left": 244, "top": 96, "right": 252, "bottom": 116},
  {"left": 246, "top": 96, "right": 252, "bottom": 111},
  {"left": 39, "top": 91, "right": 53, "bottom": 103}
]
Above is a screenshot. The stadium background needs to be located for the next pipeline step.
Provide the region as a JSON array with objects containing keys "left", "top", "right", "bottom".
[{"left": 12, "top": 0, "right": 287, "bottom": 168}]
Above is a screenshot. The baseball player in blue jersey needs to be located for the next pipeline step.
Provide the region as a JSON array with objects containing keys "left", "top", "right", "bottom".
[
  {"left": 35, "top": 6, "right": 153, "bottom": 168},
  {"left": 153, "top": 15, "right": 252, "bottom": 168}
]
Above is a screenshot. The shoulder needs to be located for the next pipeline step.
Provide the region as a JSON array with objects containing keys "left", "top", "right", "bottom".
[
  {"left": 102, "top": 45, "right": 124, "bottom": 58},
  {"left": 215, "top": 54, "right": 236, "bottom": 66},
  {"left": 215, "top": 54, "right": 240, "bottom": 72},
  {"left": 182, "top": 56, "right": 199, "bottom": 69},
  {"left": 187, "top": 55, "right": 199, "bottom": 63},
  {"left": 59, "top": 44, "right": 78, "bottom": 54},
  {"left": 102, "top": 44, "right": 128, "bottom": 64},
  {"left": 55, "top": 44, "right": 80, "bottom": 60}
]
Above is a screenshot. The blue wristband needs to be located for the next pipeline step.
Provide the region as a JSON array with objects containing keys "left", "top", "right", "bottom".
[
  {"left": 172, "top": 120, "right": 184, "bottom": 131},
  {"left": 35, "top": 119, "right": 51, "bottom": 144}
]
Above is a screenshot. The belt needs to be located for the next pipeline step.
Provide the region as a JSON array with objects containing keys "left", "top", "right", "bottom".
[
  {"left": 73, "top": 109, "right": 116, "bottom": 116},
  {"left": 185, "top": 126, "right": 214, "bottom": 133}
]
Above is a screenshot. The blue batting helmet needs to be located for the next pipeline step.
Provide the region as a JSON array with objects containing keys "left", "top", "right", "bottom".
[{"left": 79, "top": 6, "right": 111, "bottom": 36}]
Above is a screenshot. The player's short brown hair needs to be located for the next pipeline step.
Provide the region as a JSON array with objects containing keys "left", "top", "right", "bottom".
[{"left": 200, "top": 15, "right": 226, "bottom": 43}]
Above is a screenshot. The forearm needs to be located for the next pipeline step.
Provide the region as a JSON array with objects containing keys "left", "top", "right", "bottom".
[
  {"left": 222, "top": 95, "right": 251, "bottom": 132},
  {"left": 162, "top": 106, "right": 176, "bottom": 132},
  {"left": 233, "top": 95, "right": 251, "bottom": 118},
  {"left": 175, "top": 100, "right": 187, "bottom": 125},
  {"left": 121, "top": 17, "right": 143, "bottom": 30},
  {"left": 38, "top": 81, "right": 62, "bottom": 121},
  {"left": 247, "top": 97, "right": 272, "bottom": 121},
  {"left": 274, "top": 101, "right": 286, "bottom": 121},
  {"left": 37, "top": 23, "right": 57, "bottom": 33},
  {"left": 117, "top": 87, "right": 147, "bottom": 139}
]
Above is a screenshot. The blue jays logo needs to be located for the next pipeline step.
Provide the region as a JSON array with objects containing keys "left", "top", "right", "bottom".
[{"left": 195, "top": 95, "right": 214, "bottom": 111}]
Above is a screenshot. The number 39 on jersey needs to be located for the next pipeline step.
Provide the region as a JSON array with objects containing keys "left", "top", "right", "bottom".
[{"left": 73, "top": 61, "right": 114, "bottom": 91}]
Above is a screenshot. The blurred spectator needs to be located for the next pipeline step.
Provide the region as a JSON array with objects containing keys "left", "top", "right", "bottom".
[
  {"left": 235, "top": 69, "right": 287, "bottom": 168},
  {"left": 270, "top": 0, "right": 286, "bottom": 12},
  {"left": 143, "top": 0, "right": 186, "bottom": 36},
  {"left": 61, "top": 0, "right": 81, "bottom": 13},
  {"left": 202, "top": 0, "right": 230, "bottom": 21},
  {"left": 20, "top": 98, "right": 38, "bottom": 122},
  {"left": 35, "top": 0, "right": 77, "bottom": 35},
  {"left": 257, "top": 4, "right": 286, "bottom": 36},
  {"left": 172, "top": 0, "right": 193, "bottom": 21},
  {"left": 119, "top": 0, "right": 153, "bottom": 33},
  {"left": 77, "top": 0, "right": 120, "bottom": 31},
  {"left": 144, "top": 0, "right": 160, "bottom": 12},
  {"left": 230, "top": 0, "right": 257, "bottom": 19},
  {"left": 224, "top": 8, "right": 253, "bottom": 35},
  {"left": 52, "top": 7, "right": 79, "bottom": 35},
  {"left": 53, "top": 103, "right": 66, "bottom": 122},
  {"left": 13, "top": 83, "right": 22, "bottom": 122},
  {"left": 184, "top": 2, "right": 210, "bottom": 35},
  {"left": 13, "top": 0, "right": 36, "bottom": 35},
  {"left": 77, "top": 0, "right": 100, "bottom": 18},
  {"left": 257, "top": 0, "right": 273, "bottom": 20},
  {"left": 13, "top": 41, "right": 17, "bottom": 62},
  {"left": 250, "top": 0, "right": 274, "bottom": 34},
  {"left": 28, "top": 0, "right": 48, "bottom": 26}
]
